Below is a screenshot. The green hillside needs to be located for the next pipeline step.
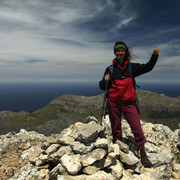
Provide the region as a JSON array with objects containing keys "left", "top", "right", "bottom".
[{"left": 0, "top": 90, "right": 179, "bottom": 135}]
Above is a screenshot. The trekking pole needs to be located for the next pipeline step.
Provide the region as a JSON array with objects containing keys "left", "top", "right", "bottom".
[{"left": 100, "top": 80, "right": 108, "bottom": 125}]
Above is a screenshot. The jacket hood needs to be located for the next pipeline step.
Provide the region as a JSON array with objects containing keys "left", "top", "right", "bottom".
[{"left": 112, "top": 59, "right": 128, "bottom": 72}]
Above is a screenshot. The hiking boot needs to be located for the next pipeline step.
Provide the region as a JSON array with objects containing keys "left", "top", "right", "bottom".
[{"left": 141, "top": 153, "right": 153, "bottom": 168}]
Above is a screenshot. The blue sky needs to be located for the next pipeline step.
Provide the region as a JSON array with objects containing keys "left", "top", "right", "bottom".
[{"left": 0, "top": 0, "right": 180, "bottom": 83}]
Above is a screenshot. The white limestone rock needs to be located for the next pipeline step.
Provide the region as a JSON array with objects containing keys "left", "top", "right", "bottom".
[
  {"left": 119, "top": 150, "right": 139, "bottom": 166},
  {"left": 94, "top": 138, "right": 108, "bottom": 149},
  {"left": 81, "top": 148, "right": 107, "bottom": 167},
  {"left": 60, "top": 154, "right": 81, "bottom": 175},
  {"left": 70, "top": 141, "right": 94, "bottom": 154}
]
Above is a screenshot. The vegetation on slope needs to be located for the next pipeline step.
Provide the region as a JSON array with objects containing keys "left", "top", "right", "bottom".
[{"left": 0, "top": 90, "right": 179, "bottom": 135}]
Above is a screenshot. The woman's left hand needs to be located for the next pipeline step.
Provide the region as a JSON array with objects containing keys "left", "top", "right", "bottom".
[{"left": 153, "top": 45, "right": 159, "bottom": 55}]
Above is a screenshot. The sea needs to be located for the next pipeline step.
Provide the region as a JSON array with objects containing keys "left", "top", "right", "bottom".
[{"left": 0, "top": 81, "right": 179, "bottom": 113}]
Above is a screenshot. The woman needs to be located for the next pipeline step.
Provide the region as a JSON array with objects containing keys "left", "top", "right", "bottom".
[{"left": 99, "top": 41, "right": 159, "bottom": 167}]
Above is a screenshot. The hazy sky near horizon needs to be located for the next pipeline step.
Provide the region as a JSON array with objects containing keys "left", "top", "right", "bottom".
[{"left": 0, "top": 0, "right": 180, "bottom": 83}]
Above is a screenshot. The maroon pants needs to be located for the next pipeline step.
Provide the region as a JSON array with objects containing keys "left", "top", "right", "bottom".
[{"left": 107, "top": 99, "right": 147, "bottom": 146}]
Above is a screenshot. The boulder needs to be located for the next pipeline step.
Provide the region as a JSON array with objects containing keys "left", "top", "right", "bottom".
[
  {"left": 60, "top": 154, "right": 81, "bottom": 175},
  {"left": 81, "top": 148, "right": 107, "bottom": 167}
]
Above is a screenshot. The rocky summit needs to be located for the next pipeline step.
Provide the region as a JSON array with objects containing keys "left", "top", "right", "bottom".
[{"left": 0, "top": 116, "right": 180, "bottom": 180}]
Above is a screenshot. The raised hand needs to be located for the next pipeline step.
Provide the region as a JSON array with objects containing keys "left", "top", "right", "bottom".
[
  {"left": 153, "top": 45, "right": 159, "bottom": 55},
  {"left": 105, "top": 73, "right": 110, "bottom": 81}
]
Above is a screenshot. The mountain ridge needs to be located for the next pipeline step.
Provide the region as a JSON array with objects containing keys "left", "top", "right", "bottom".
[{"left": 0, "top": 90, "right": 179, "bottom": 135}]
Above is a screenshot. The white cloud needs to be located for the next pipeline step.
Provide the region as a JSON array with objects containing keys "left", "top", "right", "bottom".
[
  {"left": 116, "top": 17, "right": 135, "bottom": 29},
  {"left": 0, "top": 0, "right": 179, "bottom": 82},
  {"left": 156, "top": 56, "right": 180, "bottom": 71},
  {"left": 0, "top": 0, "right": 120, "bottom": 65}
]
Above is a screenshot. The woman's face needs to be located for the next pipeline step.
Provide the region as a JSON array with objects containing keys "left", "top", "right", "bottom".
[{"left": 115, "top": 48, "right": 126, "bottom": 60}]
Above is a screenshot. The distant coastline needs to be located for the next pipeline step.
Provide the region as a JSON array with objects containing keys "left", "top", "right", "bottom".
[{"left": 0, "top": 81, "right": 179, "bottom": 113}]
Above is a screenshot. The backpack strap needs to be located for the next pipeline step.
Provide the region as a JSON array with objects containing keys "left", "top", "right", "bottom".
[
  {"left": 108, "top": 65, "right": 113, "bottom": 77},
  {"left": 128, "top": 63, "right": 132, "bottom": 76},
  {"left": 128, "top": 63, "right": 139, "bottom": 89},
  {"left": 128, "top": 63, "right": 140, "bottom": 114}
]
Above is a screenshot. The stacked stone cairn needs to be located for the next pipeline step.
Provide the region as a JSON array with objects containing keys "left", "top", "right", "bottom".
[{"left": 2, "top": 116, "right": 180, "bottom": 179}]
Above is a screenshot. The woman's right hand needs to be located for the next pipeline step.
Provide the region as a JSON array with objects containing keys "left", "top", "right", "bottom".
[{"left": 105, "top": 73, "right": 110, "bottom": 81}]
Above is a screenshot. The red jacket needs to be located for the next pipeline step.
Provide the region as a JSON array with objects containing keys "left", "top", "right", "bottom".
[{"left": 99, "top": 54, "right": 159, "bottom": 102}]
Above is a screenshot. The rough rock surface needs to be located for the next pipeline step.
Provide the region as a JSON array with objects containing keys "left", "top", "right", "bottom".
[{"left": 0, "top": 116, "right": 179, "bottom": 180}]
